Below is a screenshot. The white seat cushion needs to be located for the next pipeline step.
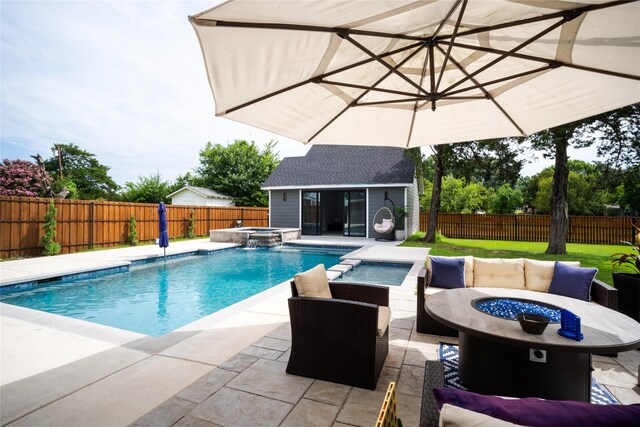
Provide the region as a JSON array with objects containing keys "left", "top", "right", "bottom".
[
  {"left": 293, "top": 264, "right": 332, "bottom": 298},
  {"left": 439, "top": 404, "right": 523, "bottom": 426},
  {"left": 377, "top": 306, "right": 391, "bottom": 337},
  {"left": 524, "top": 259, "right": 581, "bottom": 292},
  {"left": 473, "top": 258, "right": 525, "bottom": 289}
]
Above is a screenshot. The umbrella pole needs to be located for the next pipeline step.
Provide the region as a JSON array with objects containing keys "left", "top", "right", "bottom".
[{"left": 164, "top": 247, "right": 166, "bottom": 261}]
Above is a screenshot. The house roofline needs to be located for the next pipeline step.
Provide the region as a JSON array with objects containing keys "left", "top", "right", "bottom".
[
  {"left": 262, "top": 183, "right": 411, "bottom": 191},
  {"left": 167, "top": 186, "right": 234, "bottom": 199}
]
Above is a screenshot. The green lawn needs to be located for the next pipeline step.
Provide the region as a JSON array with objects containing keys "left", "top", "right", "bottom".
[{"left": 401, "top": 233, "right": 630, "bottom": 286}]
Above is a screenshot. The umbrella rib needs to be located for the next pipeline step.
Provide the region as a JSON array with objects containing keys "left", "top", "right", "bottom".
[
  {"left": 436, "top": 45, "right": 526, "bottom": 136},
  {"left": 225, "top": 42, "right": 423, "bottom": 115},
  {"left": 445, "top": 65, "right": 553, "bottom": 97},
  {"left": 191, "top": 18, "right": 426, "bottom": 42},
  {"left": 341, "top": 33, "right": 429, "bottom": 96},
  {"left": 440, "top": 13, "right": 575, "bottom": 96},
  {"left": 430, "top": 0, "right": 463, "bottom": 40},
  {"left": 451, "top": 42, "right": 640, "bottom": 82},
  {"left": 319, "top": 80, "right": 421, "bottom": 98},
  {"left": 308, "top": 44, "right": 427, "bottom": 142},
  {"left": 436, "top": 0, "right": 638, "bottom": 41},
  {"left": 358, "top": 98, "right": 425, "bottom": 106},
  {"left": 406, "top": 39, "right": 432, "bottom": 147},
  {"left": 434, "top": 0, "right": 468, "bottom": 94}
]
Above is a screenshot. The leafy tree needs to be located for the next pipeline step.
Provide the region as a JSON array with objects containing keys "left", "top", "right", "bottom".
[
  {"left": 127, "top": 214, "right": 139, "bottom": 246},
  {"left": 534, "top": 173, "right": 607, "bottom": 216},
  {"left": 42, "top": 199, "right": 61, "bottom": 256},
  {"left": 447, "top": 138, "right": 525, "bottom": 187},
  {"left": 529, "top": 104, "right": 639, "bottom": 254},
  {"left": 43, "top": 143, "right": 119, "bottom": 200},
  {"left": 170, "top": 172, "right": 202, "bottom": 194},
  {"left": 120, "top": 171, "right": 173, "bottom": 203},
  {"left": 424, "top": 145, "right": 451, "bottom": 242},
  {"left": 490, "top": 184, "right": 524, "bottom": 214},
  {"left": 621, "top": 165, "right": 640, "bottom": 215},
  {"left": 439, "top": 176, "right": 489, "bottom": 214},
  {"left": 0, "top": 159, "right": 53, "bottom": 197},
  {"left": 197, "top": 140, "right": 279, "bottom": 207}
]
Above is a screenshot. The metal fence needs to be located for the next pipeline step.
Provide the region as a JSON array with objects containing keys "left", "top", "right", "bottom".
[{"left": 0, "top": 196, "right": 268, "bottom": 258}]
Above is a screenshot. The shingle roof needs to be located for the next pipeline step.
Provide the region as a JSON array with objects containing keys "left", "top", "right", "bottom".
[
  {"left": 167, "top": 186, "right": 233, "bottom": 199},
  {"left": 263, "top": 145, "right": 415, "bottom": 188}
]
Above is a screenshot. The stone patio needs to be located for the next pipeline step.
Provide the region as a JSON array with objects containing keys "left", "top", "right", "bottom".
[{"left": 130, "top": 289, "right": 640, "bottom": 427}]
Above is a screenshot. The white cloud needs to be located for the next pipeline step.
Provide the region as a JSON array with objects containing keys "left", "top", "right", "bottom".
[{"left": 1, "top": 0, "right": 309, "bottom": 185}]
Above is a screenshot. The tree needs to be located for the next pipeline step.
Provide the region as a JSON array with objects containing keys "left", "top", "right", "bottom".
[
  {"left": 529, "top": 104, "right": 639, "bottom": 254},
  {"left": 42, "top": 199, "right": 61, "bottom": 256},
  {"left": 621, "top": 165, "right": 640, "bottom": 215},
  {"left": 43, "top": 143, "right": 119, "bottom": 200},
  {"left": 529, "top": 122, "right": 583, "bottom": 254},
  {"left": 121, "top": 172, "right": 173, "bottom": 203},
  {"left": 425, "top": 145, "right": 449, "bottom": 242},
  {"left": 439, "top": 176, "right": 490, "bottom": 214},
  {"left": 0, "top": 159, "right": 53, "bottom": 197},
  {"left": 197, "top": 140, "right": 280, "bottom": 207},
  {"left": 490, "top": 184, "right": 524, "bottom": 214},
  {"left": 446, "top": 139, "right": 525, "bottom": 187}
]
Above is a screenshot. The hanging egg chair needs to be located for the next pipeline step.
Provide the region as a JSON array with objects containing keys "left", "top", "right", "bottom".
[{"left": 373, "top": 207, "right": 395, "bottom": 240}]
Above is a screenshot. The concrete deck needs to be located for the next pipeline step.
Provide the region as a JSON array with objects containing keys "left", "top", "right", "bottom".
[{"left": 1, "top": 240, "right": 639, "bottom": 426}]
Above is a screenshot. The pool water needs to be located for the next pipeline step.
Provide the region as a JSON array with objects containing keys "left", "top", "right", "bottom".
[
  {"left": 334, "top": 262, "right": 411, "bottom": 286},
  {"left": 0, "top": 246, "right": 347, "bottom": 336}
]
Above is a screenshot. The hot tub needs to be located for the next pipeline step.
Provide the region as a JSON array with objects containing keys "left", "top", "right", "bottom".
[{"left": 209, "top": 227, "right": 300, "bottom": 246}]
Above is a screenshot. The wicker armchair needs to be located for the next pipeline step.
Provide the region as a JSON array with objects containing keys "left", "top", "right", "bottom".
[{"left": 286, "top": 281, "right": 389, "bottom": 390}]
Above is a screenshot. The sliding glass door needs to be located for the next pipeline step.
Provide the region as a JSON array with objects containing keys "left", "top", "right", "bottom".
[
  {"left": 301, "top": 191, "right": 321, "bottom": 235},
  {"left": 343, "top": 190, "right": 366, "bottom": 237}
]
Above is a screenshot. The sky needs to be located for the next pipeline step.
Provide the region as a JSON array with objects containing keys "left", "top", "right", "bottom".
[{"left": 1, "top": 0, "right": 599, "bottom": 186}]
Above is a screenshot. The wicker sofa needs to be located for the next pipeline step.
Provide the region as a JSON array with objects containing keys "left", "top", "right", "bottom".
[
  {"left": 287, "top": 280, "right": 389, "bottom": 390},
  {"left": 416, "top": 257, "right": 618, "bottom": 336}
]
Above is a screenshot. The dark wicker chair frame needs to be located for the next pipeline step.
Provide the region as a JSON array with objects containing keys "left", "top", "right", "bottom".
[
  {"left": 416, "top": 267, "right": 619, "bottom": 337},
  {"left": 420, "top": 360, "right": 445, "bottom": 427},
  {"left": 287, "top": 281, "right": 389, "bottom": 390}
]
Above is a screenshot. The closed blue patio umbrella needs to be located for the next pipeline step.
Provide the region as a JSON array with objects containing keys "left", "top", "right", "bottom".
[{"left": 158, "top": 202, "right": 169, "bottom": 259}]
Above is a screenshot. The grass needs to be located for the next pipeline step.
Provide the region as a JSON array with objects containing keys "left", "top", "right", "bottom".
[{"left": 401, "top": 233, "right": 631, "bottom": 286}]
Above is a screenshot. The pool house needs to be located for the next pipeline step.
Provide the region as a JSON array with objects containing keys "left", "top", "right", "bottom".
[{"left": 262, "top": 145, "right": 420, "bottom": 239}]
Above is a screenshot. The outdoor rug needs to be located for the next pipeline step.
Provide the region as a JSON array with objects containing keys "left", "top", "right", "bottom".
[{"left": 438, "top": 343, "right": 619, "bottom": 405}]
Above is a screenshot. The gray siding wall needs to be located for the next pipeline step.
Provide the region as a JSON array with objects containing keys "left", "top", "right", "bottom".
[
  {"left": 406, "top": 179, "right": 420, "bottom": 236},
  {"left": 368, "top": 187, "right": 405, "bottom": 239},
  {"left": 270, "top": 190, "right": 300, "bottom": 228}
]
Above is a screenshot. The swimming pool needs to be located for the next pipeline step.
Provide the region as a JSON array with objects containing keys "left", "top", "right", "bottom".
[
  {"left": 0, "top": 246, "right": 348, "bottom": 336},
  {"left": 334, "top": 262, "right": 412, "bottom": 286}
]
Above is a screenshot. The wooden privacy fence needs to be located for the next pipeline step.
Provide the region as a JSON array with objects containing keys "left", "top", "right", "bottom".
[
  {"left": 419, "top": 212, "right": 639, "bottom": 245},
  {"left": 0, "top": 196, "right": 268, "bottom": 258}
]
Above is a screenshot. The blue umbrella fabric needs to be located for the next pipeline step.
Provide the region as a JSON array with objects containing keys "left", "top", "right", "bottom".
[{"left": 158, "top": 202, "right": 169, "bottom": 258}]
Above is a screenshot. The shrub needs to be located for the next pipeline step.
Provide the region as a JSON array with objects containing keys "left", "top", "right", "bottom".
[
  {"left": 127, "top": 214, "right": 139, "bottom": 246},
  {"left": 42, "top": 199, "right": 61, "bottom": 256},
  {"left": 186, "top": 209, "right": 196, "bottom": 239}
]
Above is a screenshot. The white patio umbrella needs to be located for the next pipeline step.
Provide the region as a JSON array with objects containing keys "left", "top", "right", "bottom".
[{"left": 190, "top": 0, "right": 640, "bottom": 147}]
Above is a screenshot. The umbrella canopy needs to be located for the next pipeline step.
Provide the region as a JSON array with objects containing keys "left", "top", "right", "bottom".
[
  {"left": 190, "top": 0, "right": 640, "bottom": 147},
  {"left": 158, "top": 202, "right": 169, "bottom": 249}
]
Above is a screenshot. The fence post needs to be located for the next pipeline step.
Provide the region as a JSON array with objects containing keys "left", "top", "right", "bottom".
[
  {"left": 514, "top": 214, "right": 518, "bottom": 241},
  {"left": 90, "top": 201, "right": 95, "bottom": 249}
]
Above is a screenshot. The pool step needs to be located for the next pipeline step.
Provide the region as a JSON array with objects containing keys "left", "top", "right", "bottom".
[
  {"left": 327, "top": 264, "right": 353, "bottom": 273},
  {"left": 340, "top": 259, "right": 361, "bottom": 267}
]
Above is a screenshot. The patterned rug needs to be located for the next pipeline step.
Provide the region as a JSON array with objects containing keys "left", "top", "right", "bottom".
[{"left": 439, "top": 343, "right": 619, "bottom": 405}]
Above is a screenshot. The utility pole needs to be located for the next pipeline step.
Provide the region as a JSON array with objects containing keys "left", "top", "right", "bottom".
[{"left": 51, "top": 144, "right": 63, "bottom": 179}]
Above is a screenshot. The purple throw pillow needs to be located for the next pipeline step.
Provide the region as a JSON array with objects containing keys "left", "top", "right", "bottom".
[
  {"left": 430, "top": 256, "right": 466, "bottom": 289},
  {"left": 433, "top": 387, "right": 640, "bottom": 427},
  {"left": 548, "top": 262, "right": 597, "bottom": 301}
]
